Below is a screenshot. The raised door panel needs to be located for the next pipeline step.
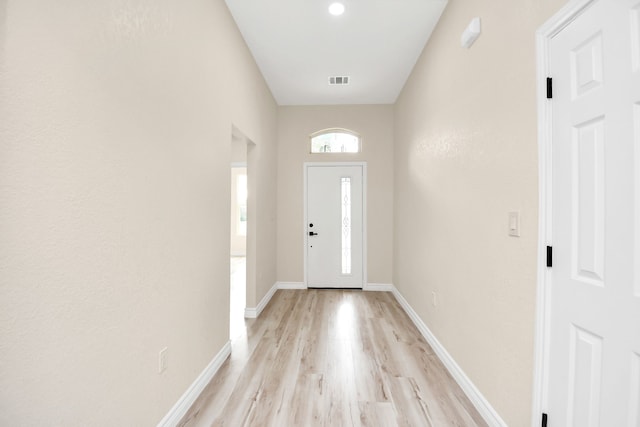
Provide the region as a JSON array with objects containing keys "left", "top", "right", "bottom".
[{"left": 572, "top": 117, "right": 606, "bottom": 286}]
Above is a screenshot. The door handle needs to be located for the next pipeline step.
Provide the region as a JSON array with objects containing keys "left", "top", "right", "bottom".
[{"left": 309, "top": 232, "right": 318, "bottom": 236}]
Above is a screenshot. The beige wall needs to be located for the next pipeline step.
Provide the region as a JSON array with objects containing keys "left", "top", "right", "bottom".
[
  {"left": 277, "top": 105, "right": 394, "bottom": 285},
  {"left": 0, "top": 0, "right": 277, "bottom": 424},
  {"left": 393, "top": 0, "right": 566, "bottom": 425}
]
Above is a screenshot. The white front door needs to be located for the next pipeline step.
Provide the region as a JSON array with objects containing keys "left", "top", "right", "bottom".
[
  {"left": 305, "top": 164, "right": 364, "bottom": 288},
  {"left": 547, "top": 1, "right": 640, "bottom": 425}
]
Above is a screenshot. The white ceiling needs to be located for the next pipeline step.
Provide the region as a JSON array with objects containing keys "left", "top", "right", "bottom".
[{"left": 224, "top": 0, "right": 448, "bottom": 106}]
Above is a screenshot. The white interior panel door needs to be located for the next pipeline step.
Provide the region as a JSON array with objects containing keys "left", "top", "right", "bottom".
[
  {"left": 547, "top": 1, "right": 640, "bottom": 425},
  {"left": 306, "top": 165, "right": 363, "bottom": 288}
]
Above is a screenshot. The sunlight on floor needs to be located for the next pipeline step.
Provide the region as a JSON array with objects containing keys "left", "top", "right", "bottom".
[{"left": 229, "top": 256, "right": 246, "bottom": 339}]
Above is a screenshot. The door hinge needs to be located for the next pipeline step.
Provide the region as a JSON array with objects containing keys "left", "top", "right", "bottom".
[
  {"left": 542, "top": 413, "right": 548, "bottom": 427},
  {"left": 546, "top": 77, "right": 553, "bottom": 99},
  {"left": 546, "top": 246, "right": 552, "bottom": 267}
]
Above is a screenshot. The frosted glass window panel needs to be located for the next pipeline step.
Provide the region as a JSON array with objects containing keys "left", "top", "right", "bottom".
[{"left": 341, "top": 177, "right": 352, "bottom": 275}]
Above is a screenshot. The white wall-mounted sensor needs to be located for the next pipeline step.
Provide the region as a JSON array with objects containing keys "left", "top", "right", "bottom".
[{"left": 461, "top": 17, "right": 481, "bottom": 48}]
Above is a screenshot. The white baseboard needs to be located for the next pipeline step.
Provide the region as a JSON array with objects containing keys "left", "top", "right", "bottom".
[
  {"left": 391, "top": 285, "right": 507, "bottom": 427},
  {"left": 277, "top": 281, "right": 307, "bottom": 290},
  {"left": 364, "top": 283, "right": 394, "bottom": 291},
  {"left": 244, "top": 282, "right": 278, "bottom": 319},
  {"left": 157, "top": 341, "right": 231, "bottom": 427},
  {"left": 244, "top": 282, "right": 306, "bottom": 319}
]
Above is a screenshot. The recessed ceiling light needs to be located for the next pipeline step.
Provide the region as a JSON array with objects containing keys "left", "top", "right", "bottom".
[{"left": 328, "top": 2, "right": 345, "bottom": 16}]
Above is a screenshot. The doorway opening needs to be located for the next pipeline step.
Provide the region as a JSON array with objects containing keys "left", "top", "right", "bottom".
[
  {"left": 230, "top": 165, "right": 247, "bottom": 338},
  {"left": 230, "top": 128, "right": 248, "bottom": 339}
]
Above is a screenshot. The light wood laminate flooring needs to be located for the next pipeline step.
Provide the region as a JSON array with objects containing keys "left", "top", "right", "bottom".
[{"left": 180, "top": 290, "right": 488, "bottom": 427}]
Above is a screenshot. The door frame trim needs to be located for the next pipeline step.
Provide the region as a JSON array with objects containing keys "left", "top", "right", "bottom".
[
  {"left": 303, "top": 162, "right": 368, "bottom": 289},
  {"left": 532, "top": 1, "right": 598, "bottom": 426}
]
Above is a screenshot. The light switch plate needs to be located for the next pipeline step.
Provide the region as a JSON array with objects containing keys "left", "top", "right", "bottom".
[{"left": 508, "top": 211, "right": 520, "bottom": 237}]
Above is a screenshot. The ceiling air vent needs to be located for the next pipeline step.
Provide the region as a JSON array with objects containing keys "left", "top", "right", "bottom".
[{"left": 329, "top": 76, "right": 350, "bottom": 85}]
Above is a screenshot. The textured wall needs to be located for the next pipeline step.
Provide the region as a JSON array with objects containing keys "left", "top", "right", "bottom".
[
  {"left": 277, "top": 105, "right": 394, "bottom": 285},
  {"left": 0, "top": 0, "right": 277, "bottom": 424},
  {"left": 393, "top": 0, "right": 566, "bottom": 425}
]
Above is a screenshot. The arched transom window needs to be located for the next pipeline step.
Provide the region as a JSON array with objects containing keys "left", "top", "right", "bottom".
[{"left": 310, "top": 129, "right": 361, "bottom": 153}]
